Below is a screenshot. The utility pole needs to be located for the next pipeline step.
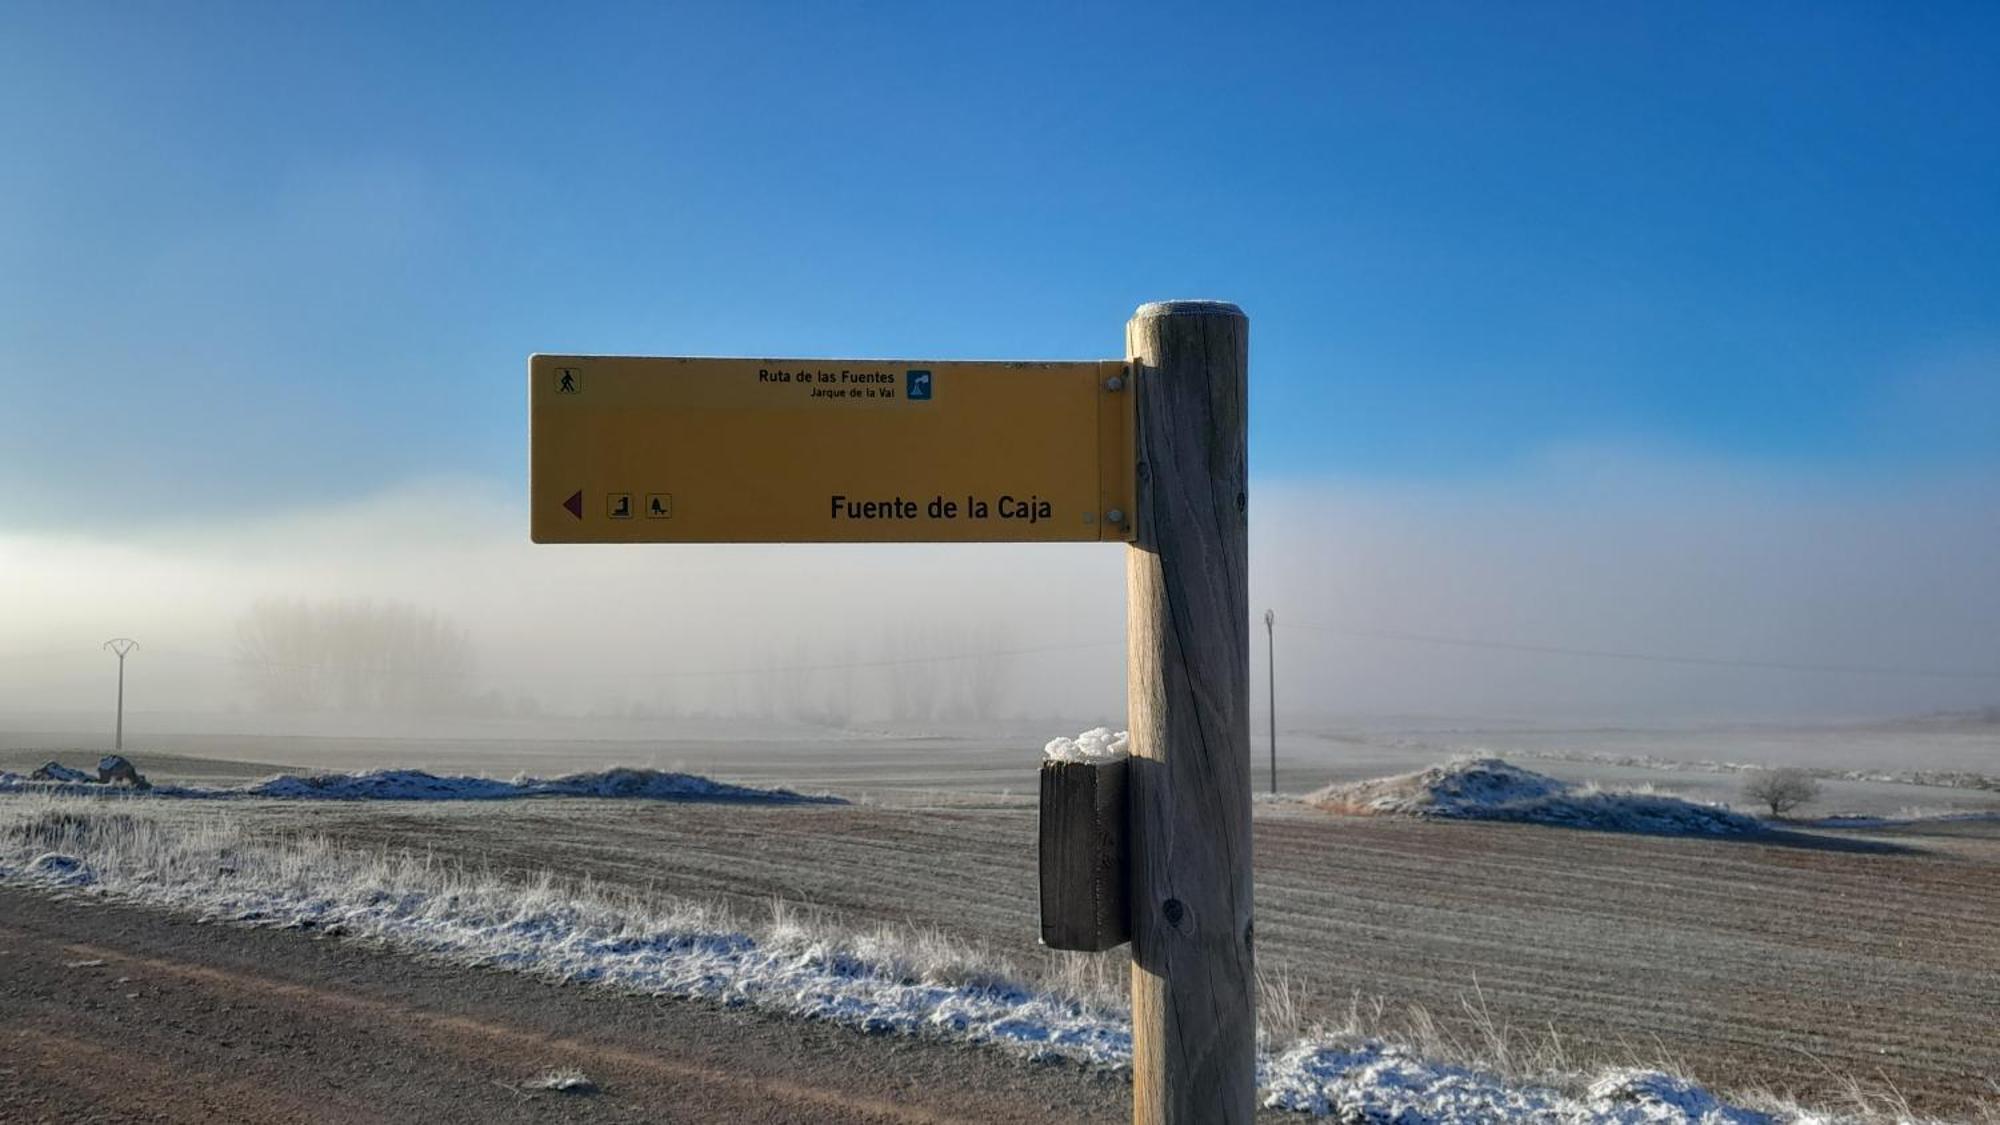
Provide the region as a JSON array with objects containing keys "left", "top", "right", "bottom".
[
  {"left": 103, "top": 638, "right": 138, "bottom": 752},
  {"left": 1265, "top": 609, "right": 1276, "bottom": 795}
]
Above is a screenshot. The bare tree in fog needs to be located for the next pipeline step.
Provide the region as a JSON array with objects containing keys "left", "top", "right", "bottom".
[
  {"left": 235, "top": 598, "right": 475, "bottom": 714},
  {"left": 882, "top": 621, "right": 1017, "bottom": 724},
  {"left": 693, "top": 622, "right": 1022, "bottom": 726},
  {"left": 958, "top": 623, "right": 1017, "bottom": 722},
  {"left": 1742, "top": 768, "right": 1821, "bottom": 818}
]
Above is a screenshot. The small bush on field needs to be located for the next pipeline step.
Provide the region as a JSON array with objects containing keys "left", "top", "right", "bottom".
[{"left": 1742, "top": 768, "right": 1820, "bottom": 816}]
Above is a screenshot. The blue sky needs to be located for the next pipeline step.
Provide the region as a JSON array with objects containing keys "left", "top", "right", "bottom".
[{"left": 4, "top": 1, "right": 1996, "bottom": 529}]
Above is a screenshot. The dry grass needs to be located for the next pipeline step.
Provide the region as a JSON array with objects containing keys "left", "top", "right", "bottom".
[
  {"left": 201, "top": 794, "right": 2000, "bottom": 1119},
  {"left": 6, "top": 793, "right": 1995, "bottom": 1123}
]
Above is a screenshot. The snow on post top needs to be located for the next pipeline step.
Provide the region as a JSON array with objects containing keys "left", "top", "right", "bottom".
[{"left": 1042, "top": 727, "right": 1129, "bottom": 765}]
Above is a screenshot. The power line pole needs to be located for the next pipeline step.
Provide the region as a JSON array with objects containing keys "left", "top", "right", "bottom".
[
  {"left": 103, "top": 638, "right": 138, "bottom": 751},
  {"left": 1264, "top": 609, "right": 1276, "bottom": 795}
]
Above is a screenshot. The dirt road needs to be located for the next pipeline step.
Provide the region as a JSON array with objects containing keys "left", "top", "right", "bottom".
[{"left": 0, "top": 888, "right": 1133, "bottom": 1124}]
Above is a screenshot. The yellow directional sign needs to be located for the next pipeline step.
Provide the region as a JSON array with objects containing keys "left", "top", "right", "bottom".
[{"left": 530, "top": 355, "right": 1135, "bottom": 543}]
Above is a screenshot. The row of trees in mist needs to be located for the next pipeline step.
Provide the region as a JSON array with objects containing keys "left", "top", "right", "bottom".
[
  {"left": 231, "top": 598, "right": 1035, "bottom": 724},
  {"left": 728, "top": 622, "right": 1020, "bottom": 726},
  {"left": 235, "top": 598, "right": 474, "bottom": 714}
]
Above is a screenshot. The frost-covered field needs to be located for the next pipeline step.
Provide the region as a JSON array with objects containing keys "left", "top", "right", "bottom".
[
  {"left": 0, "top": 795, "right": 1844, "bottom": 1124},
  {"left": 3, "top": 723, "right": 1997, "bottom": 1120}
]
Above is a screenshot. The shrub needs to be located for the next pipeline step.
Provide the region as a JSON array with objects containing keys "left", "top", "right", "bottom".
[{"left": 1742, "top": 768, "right": 1820, "bottom": 817}]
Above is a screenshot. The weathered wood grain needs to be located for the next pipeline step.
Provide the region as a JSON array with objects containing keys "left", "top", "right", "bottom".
[
  {"left": 1038, "top": 758, "right": 1131, "bottom": 952},
  {"left": 1124, "top": 300, "right": 1254, "bottom": 1125}
]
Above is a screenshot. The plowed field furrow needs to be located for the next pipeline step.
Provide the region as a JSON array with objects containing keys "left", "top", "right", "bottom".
[{"left": 228, "top": 801, "right": 2000, "bottom": 1116}]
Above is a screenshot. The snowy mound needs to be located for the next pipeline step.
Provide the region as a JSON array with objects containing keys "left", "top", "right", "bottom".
[
  {"left": 242, "top": 769, "right": 524, "bottom": 800},
  {"left": 243, "top": 767, "right": 842, "bottom": 803},
  {"left": 1, "top": 766, "right": 841, "bottom": 805},
  {"left": 1317, "top": 757, "right": 1566, "bottom": 817},
  {"left": 1309, "top": 757, "right": 1763, "bottom": 837},
  {"left": 1043, "top": 727, "right": 1129, "bottom": 764},
  {"left": 30, "top": 761, "right": 93, "bottom": 783}
]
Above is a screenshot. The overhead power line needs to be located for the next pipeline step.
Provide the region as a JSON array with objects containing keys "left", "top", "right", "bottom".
[
  {"left": 119, "top": 638, "right": 1126, "bottom": 682},
  {"left": 0, "top": 648, "right": 107, "bottom": 665},
  {"left": 1280, "top": 621, "right": 2000, "bottom": 682},
  {"left": 595, "top": 638, "right": 1125, "bottom": 680}
]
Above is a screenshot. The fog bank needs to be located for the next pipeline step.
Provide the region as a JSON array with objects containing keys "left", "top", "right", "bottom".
[{"left": 3, "top": 452, "right": 1996, "bottom": 730}]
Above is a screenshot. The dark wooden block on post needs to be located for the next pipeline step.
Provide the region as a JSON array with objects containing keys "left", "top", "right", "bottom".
[{"left": 1038, "top": 758, "right": 1131, "bottom": 952}]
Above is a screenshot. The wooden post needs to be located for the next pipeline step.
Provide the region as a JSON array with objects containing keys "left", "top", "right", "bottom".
[
  {"left": 1038, "top": 758, "right": 1131, "bottom": 952},
  {"left": 1125, "top": 301, "right": 1253, "bottom": 1124}
]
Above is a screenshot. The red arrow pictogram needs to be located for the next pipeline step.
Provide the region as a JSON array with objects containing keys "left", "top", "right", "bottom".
[{"left": 562, "top": 490, "right": 584, "bottom": 520}]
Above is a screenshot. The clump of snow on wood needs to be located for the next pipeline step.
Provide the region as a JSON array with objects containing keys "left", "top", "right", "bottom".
[
  {"left": 0, "top": 797, "right": 1803, "bottom": 1123},
  {"left": 1309, "top": 757, "right": 1765, "bottom": 837},
  {"left": 0, "top": 765, "right": 841, "bottom": 805},
  {"left": 1043, "top": 728, "right": 1129, "bottom": 764}
]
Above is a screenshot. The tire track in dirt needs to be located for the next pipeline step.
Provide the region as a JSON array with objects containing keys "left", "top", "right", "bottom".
[
  {"left": 54, "top": 939, "right": 974, "bottom": 1125},
  {"left": 4, "top": 1026, "right": 385, "bottom": 1124},
  {"left": 0, "top": 897, "right": 1138, "bottom": 1124}
]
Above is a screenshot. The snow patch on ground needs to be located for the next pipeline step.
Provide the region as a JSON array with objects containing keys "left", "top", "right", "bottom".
[
  {"left": 1309, "top": 757, "right": 1765, "bottom": 837},
  {"left": 1043, "top": 727, "right": 1129, "bottom": 764},
  {"left": 1587, "top": 1069, "right": 1782, "bottom": 1123},
  {"left": 0, "top": 766, "right": 841, "bottom": 805},
  {"left": 0, "top": 798, "right": 1804, "bottom": 1123},
  {"left": 25, "top": 852, "right": 93, "bottom": 886},
  {"left": 1265, "top": 1041, "right": 1778, "bottom": 1123},
  {"left": 30, "top": 761, "right": 94, "bottom": 783}
]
